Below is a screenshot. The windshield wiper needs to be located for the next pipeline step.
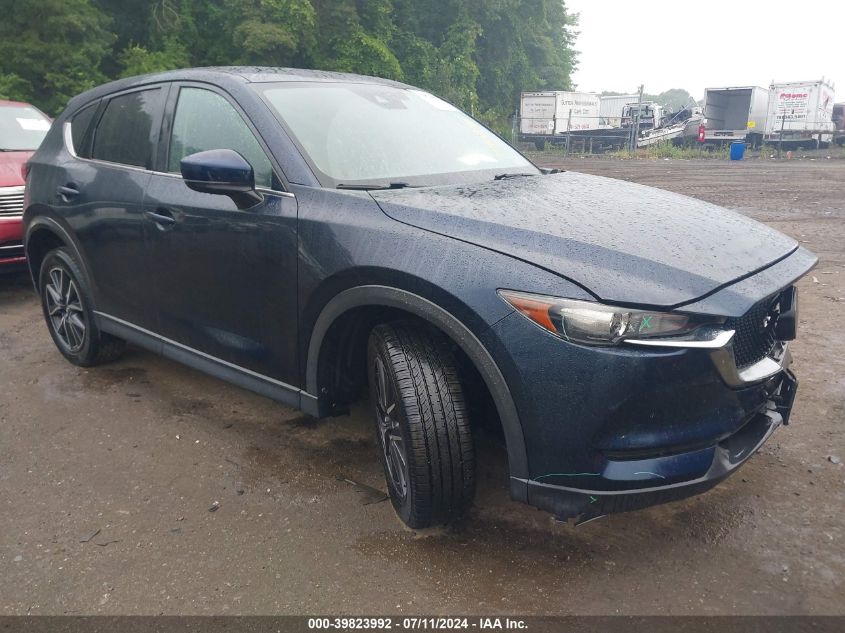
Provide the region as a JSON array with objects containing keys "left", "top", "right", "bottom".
[
  {"left": 336, "top": 182, "right": 415, "bottom": 190},
  {"left": 493, "top": 172, "right": 536, "bottom": 181}
]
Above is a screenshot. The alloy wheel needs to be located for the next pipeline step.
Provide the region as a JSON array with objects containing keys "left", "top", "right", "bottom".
[
  {"left": 374, "top": 355, "right": 409, "bottom": 501},
  {"left": 45, "top": 266, "right": 87, "bottom": 353}
]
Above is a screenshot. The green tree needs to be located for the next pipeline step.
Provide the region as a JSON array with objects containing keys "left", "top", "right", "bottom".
[
  {"left": 473, "top": 0, "right": 578, "bottom": 115},
  {"left": 0, "top": 0, "right": 114, "bottom": 113},
  {"left": 118, "top": 40, "right": 191, "bottom": 79},
  {"left": 0, "top": 74, "right": 32, "bottom": 102},
  {"left": 392, "top": 0, "right": 577, "bottom": 114},
  {"left": 655, "top": 88, "right": 699, "bottom": 111},
  {"left": 222, "top": 0, "right": 317, "bottom": 67},
  {"left": 0, "top": 0, "right": 579, "bottom": 118}
]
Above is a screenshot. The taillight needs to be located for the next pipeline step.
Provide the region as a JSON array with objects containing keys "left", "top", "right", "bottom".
[{"left": 21, "top": 161, "right": 31, "bottom": 182}]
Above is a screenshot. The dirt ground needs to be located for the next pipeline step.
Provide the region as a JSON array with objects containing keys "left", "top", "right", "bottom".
[{"left": 1, "top": 157, "right": 843, "bottom": 616}]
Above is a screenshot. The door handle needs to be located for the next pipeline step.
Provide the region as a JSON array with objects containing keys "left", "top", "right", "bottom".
[
  {"left": 57, "top": 184, "right": 80, "bottom": 201},
  {"left": 144, "top": 209, "right": 176, "bottom": 228}
]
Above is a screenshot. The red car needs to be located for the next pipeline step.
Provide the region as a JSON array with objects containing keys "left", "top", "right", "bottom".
[{"left": 1, "top": 99, "right": 51, "bottom": 270}]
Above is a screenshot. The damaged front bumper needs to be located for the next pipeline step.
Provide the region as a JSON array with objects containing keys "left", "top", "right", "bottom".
[{"left": 523, "top": 369, "right": 798, "bottom": 523}]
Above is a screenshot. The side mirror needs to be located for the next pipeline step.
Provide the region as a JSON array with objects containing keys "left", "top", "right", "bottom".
[{"left": 180, "top": 149, "right": 263, "bottom": 209}]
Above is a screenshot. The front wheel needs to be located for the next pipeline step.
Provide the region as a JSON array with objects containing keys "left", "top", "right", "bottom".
[
  {"left": 39, "top": 247, "right": 126, "bottom": 367},
  {"left": 368, "top": 321, "right": 475, "bottom": 528}
]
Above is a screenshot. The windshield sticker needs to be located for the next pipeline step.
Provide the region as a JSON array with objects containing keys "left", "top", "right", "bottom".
[{"left": 16, "top": 117, "right": 50, "bottom": 131}]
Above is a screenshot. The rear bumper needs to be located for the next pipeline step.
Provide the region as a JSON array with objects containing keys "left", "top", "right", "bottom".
[
  {"left": 704, "top": 130, "right": 752, "bottom": 142},
  {"left": 520, "top": 369, "right": 796, "bottom": 521}
]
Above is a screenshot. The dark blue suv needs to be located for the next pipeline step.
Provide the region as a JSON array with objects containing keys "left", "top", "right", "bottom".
[{"left": 23, "top": 68, "right": 816, "bottom": 527}]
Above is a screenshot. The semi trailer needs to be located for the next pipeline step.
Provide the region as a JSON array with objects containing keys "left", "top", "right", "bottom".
[
  {"left": 764, "top": 80, "right": 836, "bottom": 148},
  {"left": 519, "top": 91, "right": 601, "bottom": 147},
  {"left": 702, "top": 86, "right": 769, "bottom": 146}
]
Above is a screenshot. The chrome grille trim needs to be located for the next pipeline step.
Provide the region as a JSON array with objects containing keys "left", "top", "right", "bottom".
[{"left": 0, "top": 185, "right": 25, "bottom": 217}]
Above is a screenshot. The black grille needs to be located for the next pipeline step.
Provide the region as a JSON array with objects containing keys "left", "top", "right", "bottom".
[{"left": 725, "top": 296, "right": 780, "bottom": 369}]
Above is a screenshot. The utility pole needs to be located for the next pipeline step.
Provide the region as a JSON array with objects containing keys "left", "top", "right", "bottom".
[
  {"left": 630, "top": 84, "right": 644, "bottom": 151},
  {"left": 565, "top": 109, "right": 572, "bottom": 156}
]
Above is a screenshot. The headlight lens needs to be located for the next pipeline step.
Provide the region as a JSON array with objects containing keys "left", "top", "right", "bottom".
[{"left": 498, "top": 290, "right": 723, "bottom": 346}]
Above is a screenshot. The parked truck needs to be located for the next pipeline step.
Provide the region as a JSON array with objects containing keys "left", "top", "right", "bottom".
[
  {"left": 599, "top": 94, "right": 638, "bottom": 128},
  {"left": 702, "top": 86, "right": 769, "bottom": 146},
  {"left": 519, "top": 91, "right": 601, "bottom": 146},
  {"left": 621, "top": 101, "right": 665, "bottom": 130},
  {"left": 764, "top": 79, "right": 836, "bottom": 148}
]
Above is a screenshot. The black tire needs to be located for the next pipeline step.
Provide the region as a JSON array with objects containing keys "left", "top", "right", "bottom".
[
  {"left": 367, "top": 321, "right": 475, "bottom": 528},
  {"left": 38, "top": 247, "right": 126, "bottom": 367}
]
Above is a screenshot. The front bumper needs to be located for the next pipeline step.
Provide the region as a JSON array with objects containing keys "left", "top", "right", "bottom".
[
  {"left": 483, "top": 290, "right": 803, "bottom": 522},
  {"left": 524, "top": 369, "right": 796, "bottom": 521}
]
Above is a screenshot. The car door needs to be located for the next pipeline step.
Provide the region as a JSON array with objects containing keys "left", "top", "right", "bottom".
[
  {"left": 143, "top": 84, "right": 299, "bottom": 385},
  {"left": 57, "top": 86, "right": 167, "bottom": 332}
]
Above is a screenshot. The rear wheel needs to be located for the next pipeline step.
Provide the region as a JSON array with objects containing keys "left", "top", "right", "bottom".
[
  {"left": 367, "top": 321, "right": 475, "bottom": 528},
  {"left": 39, "top": 247, "right": 126, "bottom": 367}
]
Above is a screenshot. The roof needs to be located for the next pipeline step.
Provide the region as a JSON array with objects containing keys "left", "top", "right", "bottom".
[
  {"left": 204, "top": 66, "right": 409, "bottom": 86},
  {"left": 60, "top": 66, "right": 413, "bottom": 117}
]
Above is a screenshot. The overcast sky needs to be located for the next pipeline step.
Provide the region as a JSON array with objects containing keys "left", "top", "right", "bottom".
[{"left": 565, "top": 0, "right": 841, "bottom": 99}]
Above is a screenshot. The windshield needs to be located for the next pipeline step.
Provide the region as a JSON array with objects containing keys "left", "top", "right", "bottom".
[
  {"left": 257, "top": 82, "right": 537, "bottom": 187},
  {"left": 0, "top": 104, "right": 51, "bottom": 151}
]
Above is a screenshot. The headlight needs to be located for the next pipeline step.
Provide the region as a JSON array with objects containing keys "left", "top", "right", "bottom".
[{"left": 498, "top": 290, "right": 725, "bottom": 346}]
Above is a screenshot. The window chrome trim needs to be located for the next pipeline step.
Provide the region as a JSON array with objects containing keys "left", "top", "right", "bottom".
[
  {"left": 152, "top": 169, "right": 295, "bottom": 198},
  {"left": 63, "top": 122, "right": 295, "bottom": 198},
  {"left": 63, "top": 121, "right": 77, "bottom": 158},
  {"left": 63, "top": 121, "right": 153, "bottom": 174}
]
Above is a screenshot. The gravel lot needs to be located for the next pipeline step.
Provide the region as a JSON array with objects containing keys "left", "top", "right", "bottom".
[{"left": 1, "top": 157, "right": 843, "bottom": 615}]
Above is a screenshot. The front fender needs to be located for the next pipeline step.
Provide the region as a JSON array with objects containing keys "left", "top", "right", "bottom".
[{"left": 305, "top": 284, "right": 530, "bottom": 500}]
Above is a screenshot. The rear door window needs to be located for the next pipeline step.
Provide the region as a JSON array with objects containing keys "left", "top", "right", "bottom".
[
  {"left": 167, "top": 87, "right": 274, "bottom": 188},
  {"left": 92, "top": 88, "right": 163, "bottom": 169},
  {"left": 70, "top": 102, "right": 98, "bottom": 157}
]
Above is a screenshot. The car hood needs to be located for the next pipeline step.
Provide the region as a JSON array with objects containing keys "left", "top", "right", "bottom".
[
  {"left": 0, "top": 151, "right": 31, "bottom": 187},
  {"left": 371, "top": 172, "right": 798, "bottom": 308}
]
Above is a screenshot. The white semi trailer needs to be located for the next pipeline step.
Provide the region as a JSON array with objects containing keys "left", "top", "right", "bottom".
[
  {"left": 764, "top": 79, "right": 836, "bottom": 148},
  {"left": 702, "top": 86, "right": 769, "bottom": 146},
  {"left": 519, "top": 91, "right": 601, "bottom": 138}
]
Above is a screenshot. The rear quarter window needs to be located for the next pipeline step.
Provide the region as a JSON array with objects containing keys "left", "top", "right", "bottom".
[{"left": 92, "top": 88, "right": 163, "bottom": 169}]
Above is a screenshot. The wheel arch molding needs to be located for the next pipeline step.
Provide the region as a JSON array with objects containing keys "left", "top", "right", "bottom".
[
  {"left": 24, "top": 214, "right": 97, "bottom": 301},
  {"left": 305, "top": 284, "right": 530, "bottom": 496}
]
